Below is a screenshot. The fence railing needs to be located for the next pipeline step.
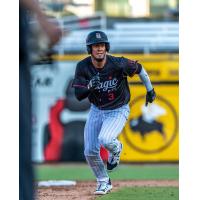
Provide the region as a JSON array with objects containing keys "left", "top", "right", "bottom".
[{"left": 53, "top": 21, "right": 178, "bottom": 54}]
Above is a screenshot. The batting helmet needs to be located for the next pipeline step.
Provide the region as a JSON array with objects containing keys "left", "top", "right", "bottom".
[{"left": 86, "top": 31, "right": 110, "bottom": 54}]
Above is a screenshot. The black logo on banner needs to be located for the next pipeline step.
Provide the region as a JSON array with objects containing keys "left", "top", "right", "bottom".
[{"left": 122, "top": 95, "right": 178, "bottom": 154}]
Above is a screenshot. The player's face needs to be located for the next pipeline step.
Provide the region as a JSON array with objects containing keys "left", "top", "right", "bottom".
[{"left": 91, "top": 43, "right": 106, "bottom": 62}]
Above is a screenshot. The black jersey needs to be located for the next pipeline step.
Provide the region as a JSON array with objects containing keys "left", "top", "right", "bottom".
[{"left": 72, "top": 55, "right": 142, "bottom": 110}]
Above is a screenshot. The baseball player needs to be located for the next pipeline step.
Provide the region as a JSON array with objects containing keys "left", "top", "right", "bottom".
[{"left": 72, "top": 31, "right": 156, "bottom": 195}]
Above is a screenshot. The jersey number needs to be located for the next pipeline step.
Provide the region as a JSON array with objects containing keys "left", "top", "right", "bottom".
[{"left": 108, "top": 93, "right": 115, "bottom": 101}]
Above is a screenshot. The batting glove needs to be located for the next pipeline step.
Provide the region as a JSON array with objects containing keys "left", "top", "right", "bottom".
[
  {"left": 145, "top": 88, "right": 156, "bottom": 106},
  {"left": 87, "top": 74, "right": 101, "bottom": 90}
]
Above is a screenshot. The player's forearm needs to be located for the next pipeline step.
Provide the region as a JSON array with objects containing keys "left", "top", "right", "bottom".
[
  {"left": 138, "top": 67, "right": 153, "bottom": 92},
  {"left": 75, "top": 88, "right": 90, "bottom": 101}
]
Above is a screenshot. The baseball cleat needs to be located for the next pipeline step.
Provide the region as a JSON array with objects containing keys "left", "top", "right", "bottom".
[
  {"left": 94, "top": 178, "right": 112, "bottom": 195},
  {"left": 107, "top": 142, "right": 123, "bottom": 172}
]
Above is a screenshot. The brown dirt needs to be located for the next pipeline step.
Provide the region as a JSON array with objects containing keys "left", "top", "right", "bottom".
[{"left": 36, "top": 180, "right": 178, "bottom": 200}]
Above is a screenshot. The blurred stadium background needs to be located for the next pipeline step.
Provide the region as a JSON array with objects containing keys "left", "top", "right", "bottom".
[{"left": 31, "top": 0, "right": 179, "bottom": 164}]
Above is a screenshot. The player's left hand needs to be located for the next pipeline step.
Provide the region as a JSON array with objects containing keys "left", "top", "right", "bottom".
[
  {"left": 87, "top": 73, "right": 101, "bottom": 91},
  {"left": 145, "top": 88, "right": 156, "bottom": 106}
]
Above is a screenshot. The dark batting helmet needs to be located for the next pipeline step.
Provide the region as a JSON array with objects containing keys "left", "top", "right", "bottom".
[{"left": 86, "top": 31, "right": 110, "bottom": 54}]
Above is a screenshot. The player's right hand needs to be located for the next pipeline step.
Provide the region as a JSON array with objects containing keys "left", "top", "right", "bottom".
[
  {"left": 87, "top": 74, "right": 101, "bottom": 90},
  {"left": 145, "top": 88, "right": 156, "bottom": 106}
]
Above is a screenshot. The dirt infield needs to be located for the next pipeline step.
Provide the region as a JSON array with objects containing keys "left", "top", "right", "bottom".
[{"left": 36, "top": 180, "right": 178, "bottom": 200}]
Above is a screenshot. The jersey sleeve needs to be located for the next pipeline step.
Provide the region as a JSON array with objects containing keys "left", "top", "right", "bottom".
[
  {"left": 72, "top": 63, "right": 88, "bottom": 88},
  {"left": 120, "top": 57, "right": 142, "bottom": 77},
  {"left": 72, "top": 63, "right": 90, "bottom": 101}
]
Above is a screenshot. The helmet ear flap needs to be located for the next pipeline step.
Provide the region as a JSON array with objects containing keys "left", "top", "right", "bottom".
[
  {"left": 87, "top": 45, "right": 92, "bottom": 54},
  {"left": 106, "top": 43, "right": 110, "bottom": 52}
]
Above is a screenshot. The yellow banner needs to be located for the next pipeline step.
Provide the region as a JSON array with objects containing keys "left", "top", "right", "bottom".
[
  {"left": 52, "top": 53, "right": 179, "bottom": 82},
  {"left": 120, "top": 84, "right": 179, "bottom": 162},
  {"left": 120, "top": 56, "right": 179, "bottom": 162}
]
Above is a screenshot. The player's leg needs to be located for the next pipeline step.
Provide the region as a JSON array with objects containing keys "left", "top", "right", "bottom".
[
  {"left": 84, "top": 106, "right": 112, "bottom": 194},
  {"left": 98, "top": 104, "right": 130, "bottom": 171}
]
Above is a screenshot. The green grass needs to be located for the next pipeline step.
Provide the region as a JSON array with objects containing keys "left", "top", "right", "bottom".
[
  {"left": 97, "top": 187, "right": 179, "bottom": 200},
  {"left": 35, "top": 164, "right": 178, "bottom": 181}
]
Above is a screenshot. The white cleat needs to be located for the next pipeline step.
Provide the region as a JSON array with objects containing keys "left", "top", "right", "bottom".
[
  {"left": 94, "top": 178, "right": 112, "bottom": 195},
  {"left": 107, "top": 142, "right": 123, "bottom": 172}
]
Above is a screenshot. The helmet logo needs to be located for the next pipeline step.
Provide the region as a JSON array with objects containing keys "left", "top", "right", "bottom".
[{"left": 96, "top": 33, "right": 101, "bottom": 39}]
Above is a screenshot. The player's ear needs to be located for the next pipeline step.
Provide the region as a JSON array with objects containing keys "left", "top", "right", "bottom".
[{"left": 87, "top": 45, "right": 92, "bottom": 54}]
